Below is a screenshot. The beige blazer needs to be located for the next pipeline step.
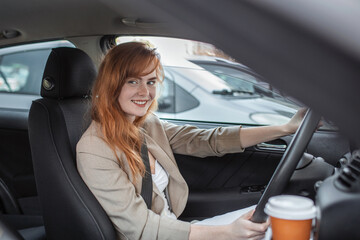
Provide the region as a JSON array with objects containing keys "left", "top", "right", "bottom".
[{"left": 76, "top": 113, "right": 243, "bottom": 240}]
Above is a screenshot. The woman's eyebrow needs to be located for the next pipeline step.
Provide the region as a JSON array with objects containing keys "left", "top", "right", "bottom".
[{"left": 140, "top": 77, "right": 157, "bottom": 81}]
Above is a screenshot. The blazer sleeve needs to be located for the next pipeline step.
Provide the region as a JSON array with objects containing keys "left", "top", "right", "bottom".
[
  {"left": 76, "top": 134, "right": 190, "bottom": 240},
  {"left": 161, "top": 120, "right": 244, "bottom": 157}
]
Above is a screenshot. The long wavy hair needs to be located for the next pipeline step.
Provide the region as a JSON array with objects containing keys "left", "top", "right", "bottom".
[{"left": 91, "top": 42, "right": 163, "bottom": 182}]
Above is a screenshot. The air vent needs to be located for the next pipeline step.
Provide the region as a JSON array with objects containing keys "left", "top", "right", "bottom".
[{"left": 335, "top": 151, "right": 360, "bottom": 192}]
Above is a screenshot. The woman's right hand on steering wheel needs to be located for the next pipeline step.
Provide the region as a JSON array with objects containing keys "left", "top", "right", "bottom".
[{"left": 229, "top": 209, "right": 270, "bottom": 240}]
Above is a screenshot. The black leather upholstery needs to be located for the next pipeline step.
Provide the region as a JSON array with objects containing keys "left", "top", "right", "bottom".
[
  {"left": 0, "top": 178, "right": 21, "bottom": 214},
  {"left": 40, "top": 47, "right": 95, "bottom": 99},
  {"left": 28, "top": 47, "right": 117, "bottom": 240},
  {"left": 0, "top": 215, "right": 24, "bottom": 240},
  {"left": 0, "top": 214, "right": 45, "bottom": 240}
]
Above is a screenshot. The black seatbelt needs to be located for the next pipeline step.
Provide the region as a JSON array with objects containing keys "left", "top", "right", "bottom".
[{"left": 140, "top": 140, "right": 153, "bottom": 209}]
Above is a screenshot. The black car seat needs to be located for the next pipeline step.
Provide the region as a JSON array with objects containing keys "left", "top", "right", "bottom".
[
  {"left": 28, "top": 47, "right": 117, "bottom": 240},
  {"left": 0, "top": 215, "right": 24, "bottom": 240}
]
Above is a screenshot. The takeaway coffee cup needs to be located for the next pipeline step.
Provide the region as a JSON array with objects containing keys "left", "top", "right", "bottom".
[{"left": 264, "top": 195, "right": 316, "bottom": 240}]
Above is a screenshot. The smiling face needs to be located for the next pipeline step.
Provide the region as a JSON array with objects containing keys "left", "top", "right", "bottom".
[{"left": 118, "top": 64, "right": 158, "bottom": 123}]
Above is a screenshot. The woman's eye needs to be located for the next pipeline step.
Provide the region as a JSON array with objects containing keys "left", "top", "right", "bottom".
[
  {"left": 127, "top": 80, "right": 138, "bottom": 84},
  {"left": 148, "top": 80, "right": 156, "bottom": 85}
]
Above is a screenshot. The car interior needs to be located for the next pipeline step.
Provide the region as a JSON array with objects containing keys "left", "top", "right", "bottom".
[{"left": 1, "top": 0, "right": 360, "bottom": 240}]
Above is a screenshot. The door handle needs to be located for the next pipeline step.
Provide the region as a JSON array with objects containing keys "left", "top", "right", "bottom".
[{"left": 256, "top": 142, "right": 287, "bottom": 151}]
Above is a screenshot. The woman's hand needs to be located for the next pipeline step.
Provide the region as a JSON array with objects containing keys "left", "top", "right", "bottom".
[
  {"left": 239, "top": 108, "right": 310, "bottom": 149},
  {"left": 189, "top": 209, "right": 270, "bottom": 240},
  {"left": 284, "top": 108, "right": 307, "bottom": 134},
  {"left": 229, "top": 209, "right": 270, "bottom": 240}
]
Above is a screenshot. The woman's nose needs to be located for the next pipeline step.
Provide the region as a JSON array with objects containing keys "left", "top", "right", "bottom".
[{"left": 138, "top": 82, "right": 149, "bottom": 95}]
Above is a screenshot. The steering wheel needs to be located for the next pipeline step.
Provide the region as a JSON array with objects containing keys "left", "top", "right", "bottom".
[{"left": 251, "top": 108, "right": 321, "bottom": 223}]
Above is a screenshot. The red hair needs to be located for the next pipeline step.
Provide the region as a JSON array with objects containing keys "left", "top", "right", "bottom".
[{"left": 91, "top": 42, "right": 163, "bottom": 182}]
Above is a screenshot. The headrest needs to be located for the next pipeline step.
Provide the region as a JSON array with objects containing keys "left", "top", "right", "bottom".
[{"left": 41, "top": 47, "right": 97, "bottom": 99}]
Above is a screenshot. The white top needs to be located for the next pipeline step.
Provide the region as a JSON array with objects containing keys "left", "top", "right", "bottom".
[{"left": 151, "top": 160, "right": 177, "bottom": 219}]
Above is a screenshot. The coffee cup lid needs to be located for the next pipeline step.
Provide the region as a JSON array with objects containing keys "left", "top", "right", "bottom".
[{"left": 264, "top": 195, "right": 316, "bottom": 220}]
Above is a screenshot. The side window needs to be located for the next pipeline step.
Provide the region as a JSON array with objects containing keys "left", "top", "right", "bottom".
[
  {"left": 175, "top": 83, "right": 199, "bottom": 113},
  {"left": 0, "top": 49, "right": 51, "bottom": 94},
  {"left": 157, "top": 68, "right": 199, "bottom": 114},
  {"left": 116, "top": 36, "right": 304, "bottom": 126},
  {"left": 158, "top": 77, "right": 175, "bottom": 113},
  {"left": 0, "top": 41, "right": 75, "bottom": 95}
]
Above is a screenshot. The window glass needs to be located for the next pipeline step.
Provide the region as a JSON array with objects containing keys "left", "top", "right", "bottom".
[
  {"left": 157, "top": 68, "right": 200, "bottom": 114},
  {"left": 194, "top": 63, "right": 258, "bottom": 93},
  {"left": 115, "top": 36, "right": 315, "bottom": 127},
  {"left": 0, "top": 40, "right": 75, "bottom": 95},
  {"left": 0, "top": 49, "right": 50, "bottom": 94},
  {"left": 175, "top": 82, "right": 200, "bottom": 113},
  {"left": 157, "top": 74, "right": 175, "bottom": 113},
  {"left": 155, "top": 65, "right": 298, "bottom": 125}
]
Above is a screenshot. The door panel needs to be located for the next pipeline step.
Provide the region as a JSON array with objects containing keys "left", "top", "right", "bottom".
[
  {"left": 176, "top": 150, "right": 283, "bottom": 190},
  {"left": 176, "top": 148, "right": 283, "bottom": 220},
  {"left": 170, "top": 119, "right": 348, "bottom": 220},
  {"left": 0, "top": 128, "right": 36, "bottom": 198}
]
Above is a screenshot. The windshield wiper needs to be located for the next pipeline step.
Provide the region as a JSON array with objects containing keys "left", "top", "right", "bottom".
[{"left": 212, "top": 89, "right": 254, "bottom": 95}]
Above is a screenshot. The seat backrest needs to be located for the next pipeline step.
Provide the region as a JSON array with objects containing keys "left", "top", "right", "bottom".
[{"left": 28, "top": 47, "right": 117, "bottom": 240}]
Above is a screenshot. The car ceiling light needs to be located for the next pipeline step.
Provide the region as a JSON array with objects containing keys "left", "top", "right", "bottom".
[{"left": 121, "top": 18, "right": 166, "bottom": 28}]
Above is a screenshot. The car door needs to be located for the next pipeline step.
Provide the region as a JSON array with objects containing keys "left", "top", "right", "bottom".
[{"left": 174, "top": 121, "right": 348, "bottom": 221}]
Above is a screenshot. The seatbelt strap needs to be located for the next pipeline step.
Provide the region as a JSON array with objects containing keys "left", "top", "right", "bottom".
[{"left": 140, "top": 140, "right": 153, "bottom": 209}]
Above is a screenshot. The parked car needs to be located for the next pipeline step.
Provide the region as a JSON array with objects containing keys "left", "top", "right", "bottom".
[
  {"left": 0, "top": 0, "right": 358, "bottom": 239},
  {"left": 157, "top": 63, "right": 298, "bottom": 125}
]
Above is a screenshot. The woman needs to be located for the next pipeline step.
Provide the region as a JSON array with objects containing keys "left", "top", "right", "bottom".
[{"left": 76, "top": 42, "right": 305, "bottom": 240}]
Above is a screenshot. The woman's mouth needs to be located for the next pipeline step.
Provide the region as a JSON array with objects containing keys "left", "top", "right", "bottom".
[{"left": 131, "top": 100, "right": 148, "bottom": 107}]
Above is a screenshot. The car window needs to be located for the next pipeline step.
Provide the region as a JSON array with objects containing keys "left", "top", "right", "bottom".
[
  {"left": 193, "top": 63, "right": 258, "bottom": 93},
  {"left": 157, "top": 74, "right": 175, "bottom": 113},
  {"left": 0, "top": 49, "right": 51, "bottom": 94},
  {"left": 155, "top": 65, "right": 299, "bottom": 125},
  {"left": 0, "top": 40, "right": 75, "bottom": 95},
  {"left": 158, "top": 67, "right": 200, "bottom": 114},
  {"left": 116, "top": 36, "right": 328, "bottom": 127}
]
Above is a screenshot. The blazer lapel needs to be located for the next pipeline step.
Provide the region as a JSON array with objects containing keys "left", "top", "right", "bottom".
[
  {"left": 144, "top": 134, "right": 188, "bottom": 216},
  {"left": 145, "top": 135, "right": 183, "bottom": 181}
]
